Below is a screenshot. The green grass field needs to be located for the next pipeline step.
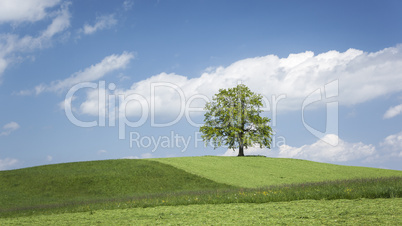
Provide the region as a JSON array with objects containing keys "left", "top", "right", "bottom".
[
  {"left": 151, "top": 156, "right": 402, "bottom": 188},
  {"left": 1, "top": 199, "right": 401, "bottom": 225},
  {"left": 0, "top": 159, "right": 234, "bottom": 211},
  {"left": 0, "top": 156, "right": 401, "bottom": 224}
]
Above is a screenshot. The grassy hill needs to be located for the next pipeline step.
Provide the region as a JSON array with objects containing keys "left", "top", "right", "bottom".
[
  {"left": 0, "top": 156, "right": 401, "bottom": 218},
  {"left": 151, "top": 156, "right": 402, "bottom": 188},
  {"left": 0, "top": 159, "right": 234, "bottom": 211}
]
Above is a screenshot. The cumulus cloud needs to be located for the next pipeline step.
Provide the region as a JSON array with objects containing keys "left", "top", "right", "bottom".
[
  {"left": 74, "top": 45, "right": 402, "bottom": 119},
  {"left": 0, "top": 0, "right": 61, "bottom": 24},
  {"left": 383, "top": 104, "right": 402, "bottom": 119},
  {"left": 81, "top": 14, "right": 117, "bottom": 35},
  {"left": 20, "top": 52, "right": 134, "bottom": 95},
  {"left": 0, "top": 121, "right": 20, "bottom": 136},
  {"left": 222, "top": 134, "right": 376, "bottom": 163},
  {"left": 0, "top": 158, "right": 19, "bottom": 170},
  {"left": 223, "top": 131, "right": 402, "bottom": 168},
  {"left": 380, "top": 131, "right": 402, "bottom": 158},
  {"left": 276, "top": 134, "right": 376, "bottom": 163}
]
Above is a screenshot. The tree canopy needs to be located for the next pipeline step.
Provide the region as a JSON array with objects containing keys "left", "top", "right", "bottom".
[{"left": 200, "top": 84, "right": 273, "bottom": 156}]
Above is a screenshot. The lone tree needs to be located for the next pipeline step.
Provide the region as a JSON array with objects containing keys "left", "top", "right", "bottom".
[{"left": 200, "top": 84, "right": 273, "bottom": 156}]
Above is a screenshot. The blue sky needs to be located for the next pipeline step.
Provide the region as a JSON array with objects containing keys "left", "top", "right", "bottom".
[{"left": 0, "top": 0, "right": 401, "bottom": 170}]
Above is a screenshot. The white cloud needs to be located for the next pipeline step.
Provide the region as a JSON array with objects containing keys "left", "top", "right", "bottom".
[
  {"left": 122, "top": 153, "right": 153, "bottom": 159},
  {"left": 75, "top": 45, "right": 402, "bottom": 118},
  {"left": 276, "top": 134, "right": 376, "bottom": 163},
  {"left": 222, "top": 134, "right": 376, "bottom": 163},
  {"left": 380, "top": 131, "right": 402, "bottom": 158},
  {"left": 47, "top": 52, "right": 133, "bottom": 92},
  {"left": 0, "top": 158, "right": 19, "bottom": 170},
  {"left": 98, "top": 150, "right": 107, "bottom": 155},
  {"left": 383, "top": 104, "right": 402, "bottom": 119},
  {"left": 0, "top": 0, "right": 61, "bottom": 24},
  {"left": 0, "top": 57, "right": 7, "bottom": 77},
  {"left": 123, "top": 0, "right": 134, "bottom": 11},
  {"left": 0, "top": 1, "right": 70, "bottom": 80},
  {"left": 21, "top": 52, "right": 134, "bottom": 95},
  {"left": 0, "top": 121, "right": 20, "bottom": 136},
  {"left": 3, "top": 121, "right": 20, "bottom": 131},
  {"left": 81, "top": 14, "right": 117, "bottom": 35},
  {"left": 141, "top": 153, "right": 153, "bottom": 158},
  {"left": 0, "top": 2, "right": 70, "bottom": 52},
  {"left": 222, "top": 131, "right": 402, "bottom": 167},
  {"left": 117, "top": 73, "right": 130, "bottom": 81},
  {"left": 46, "top": 155, "right": 53, "bottom": 161},
  {"left": 41, "top": 2, "right": 71, "bottom": 39},
  {"left": 122, "top": 156, "right": 139, "bottom": 159}
]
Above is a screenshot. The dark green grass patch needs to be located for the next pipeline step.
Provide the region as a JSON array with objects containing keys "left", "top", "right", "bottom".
[
  {"left": 1, "top": 176, "right": 400, "bottom": 218},
  {"left": 0, "top": 159, "right": 234, "bottom": 214}
]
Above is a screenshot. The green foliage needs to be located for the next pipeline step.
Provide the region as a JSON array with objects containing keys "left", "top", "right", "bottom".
[
  {"left": 152, "top": 156, "right": 402, "bottom": 188},
  {"left": 200, "top": 84, "right": 273, "bottom": 156}
]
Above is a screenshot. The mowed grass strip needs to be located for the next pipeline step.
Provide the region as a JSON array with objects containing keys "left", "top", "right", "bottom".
[
  {"left": 1, "top": 198, "right": 401, "bottom": 225},
  {"left": 0, "top": 159, "right": 234, "bottom": 211},
  {"left": 2, "top": 176, "right": 400, "bottom": 218},
  {"left": 151, "top": 156, "right": 402, "bottom": 188}
]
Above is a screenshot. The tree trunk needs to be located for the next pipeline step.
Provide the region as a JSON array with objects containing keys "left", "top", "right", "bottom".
[
  {"left": 238, "top": 93, "right": 245, "bottom": 157},
  {"left": 238, "top": 145, "right": 244, "bottom": 156}
]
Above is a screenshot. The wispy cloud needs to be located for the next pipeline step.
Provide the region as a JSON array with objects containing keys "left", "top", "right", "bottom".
[
  {"left": 0, "top": 121, "right": 20, "bottom": 136},
  {"left": 80, "top": 14, "right": 117, "bottom": 35},
  {"left": 98, "top": 150, "right": 107, "bottom": 155},
  {"left": 41, "top": 2, "right": 71, "bottom": 39},
  {"left": 383, "top": 104, "right": 402, "bottom": 119},
  {"left": 0, "top": 1, "right": 71, "bottom": 81},
  {"left": 123, "top": 0, "right": 134, "bottom": 11},
  {"left": 19, "top": 51, "right": 134, "bottom": 95}
]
